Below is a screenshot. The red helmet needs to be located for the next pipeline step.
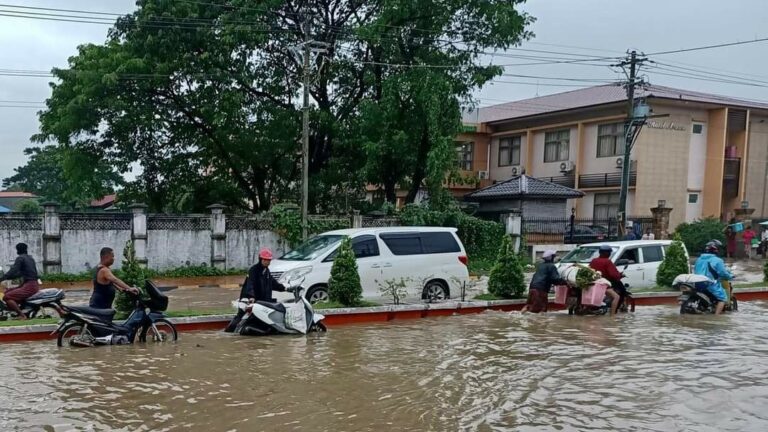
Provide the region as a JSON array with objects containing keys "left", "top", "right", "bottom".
[{"left": 259, "top": 248, "right": 274, "bottom": 260}]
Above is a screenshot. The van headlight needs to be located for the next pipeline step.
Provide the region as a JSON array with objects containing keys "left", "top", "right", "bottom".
[{"left": 280, "top": 266, "right": 313, "bottom": 284}]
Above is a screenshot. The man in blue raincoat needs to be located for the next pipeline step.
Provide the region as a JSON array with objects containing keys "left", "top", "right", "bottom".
[{"left": 693, "top": 240, "right": 733, "bottom": 315}]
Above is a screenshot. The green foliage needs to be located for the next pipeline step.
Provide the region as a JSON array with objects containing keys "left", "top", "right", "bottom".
[
  {"left": 31, "top": 0, "right": 532, "bottom": 213},
  {"left": 41, "top": 265, "right": 246, "bottom": 283},
  {"left": 657, "top": 234, "right": 690, "bottom": 287},
  {"left": 269, "top": 204, "right": 351, "bottom": 248},
  {"left": 114, "top": 241, "right": 147, "bottom": 315},
  {"left": 397, "top": 204, "right": 504, "bottom": 266},
  {"left": 575, "top": 266, "right": 600, "bottom": 289},
  {"left": 3, "top": 146, "right": 120, "bottom": 210},
  {"left": 487, "top": 235, "right": 526, "bottom": 299},
  {"left": 15, "top": 200, "right": 42, "bottom": 213},
  {"left": 675, "top": 217, "right": 726, "bottom": 255},
  {"left": 763, "top": 260, "right": 768, "bottom": 283},
  {"left": 377, "top": 278, "right": 410, "bottom": 305},
  {"left": 327, "top": 237, "right": 363, "bottom": 307}
]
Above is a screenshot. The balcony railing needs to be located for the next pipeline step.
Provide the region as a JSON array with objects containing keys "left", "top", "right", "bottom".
[
  {"left": 535, "top": 175, "right": 576, "bottom": 188},
  {"left": 579, "top": 171, "right": 637, "bottom": 189}
]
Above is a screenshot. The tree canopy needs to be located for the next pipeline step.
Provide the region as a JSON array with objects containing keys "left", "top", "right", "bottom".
[{"left": 28, "top": 0, "right": 532, "bottom": 213}]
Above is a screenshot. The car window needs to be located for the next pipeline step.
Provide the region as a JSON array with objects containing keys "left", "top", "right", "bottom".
[
  {"left": 324, "top": 235, "right": 380, "bottom": 261},
  {"left": 641, "top": 245, "right": 664, "bottom": 263},
  {"left": 618, "top": 248, "right": 639, "bottom": 264},
  {"left": 380, "top": 233, "right": 423, "bottom": 255},
  {"left": 352, "top": 235, "right": 380, "bottom": 258},
  {"left": 421, "top": 232, "right": 461, "bottom": 253}
]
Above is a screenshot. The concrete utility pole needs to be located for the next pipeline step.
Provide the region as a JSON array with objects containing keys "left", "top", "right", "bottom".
[
  {"left": 616, "top": 50, "right": 647, "bottom": 236},
  {"left": 301, "top": 20, "right": 311, "bottom": 241}
]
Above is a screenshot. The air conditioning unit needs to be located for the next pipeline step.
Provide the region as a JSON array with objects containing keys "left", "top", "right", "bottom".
[
  {"left": 559, "top": 161, "right": 575, "bottom": 173},
  {"left": 510, "top": 166, "right": 521, "bottom": 176},
  {"left": 477, "top": 170, "right": 489, "bottom": 180},
  {"left": 615, "top": 157, "right": 624, "bottom": 168}
]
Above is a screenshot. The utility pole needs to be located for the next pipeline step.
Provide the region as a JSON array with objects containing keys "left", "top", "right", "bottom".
[
  {"left": 301, "top": 20, "right": 311, "bottom": 241},
  {"left": 616, "top": 50, "right": 647, "bottom": 236}
]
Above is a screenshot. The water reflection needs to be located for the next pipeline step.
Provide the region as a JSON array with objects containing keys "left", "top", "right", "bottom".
[{"left": 2, "top": 304, "right": 768, "bottom": 430}]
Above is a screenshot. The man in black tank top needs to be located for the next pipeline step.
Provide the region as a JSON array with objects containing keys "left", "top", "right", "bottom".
[{"left": 89, "top": 247, "right": 139, "bottom": 309}]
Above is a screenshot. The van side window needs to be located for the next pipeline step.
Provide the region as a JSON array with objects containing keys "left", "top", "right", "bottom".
[
  {"left": 380, "top": 233, "right": 423, "bottom": 255},
  {"left": 421, "top": 232, "right": 461, "bottom": 253},
  {"left": 641, "top": 245, "right": 664, "bottom": 263},
  {"left": 352, "top": 235, "right": 380, "bottom": 258},
  {"left": 324, "top": 235, "right": 381, "bottom": 262},
  {"left": 618, "top": 248, "right": 638, "bottom": 264}
]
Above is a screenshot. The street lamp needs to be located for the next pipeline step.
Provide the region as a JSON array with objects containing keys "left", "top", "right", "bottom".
[{"left": 657, "top": 199, "right": 667, "bottom": 208}]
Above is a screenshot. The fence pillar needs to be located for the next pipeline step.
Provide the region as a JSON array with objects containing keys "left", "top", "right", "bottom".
[
  {"left": 208, "top": 204, "right": 227, "bottom": 270},
  {"left": 503, "top": 212, "right": 523, "bottom": 253},
  {"left": 129, "top": 204, "right": 148, "bottom": 267},
  {"left": 42, "top": 202, "right": 61, "bottom": 274},
  {"left": 650, "top": 203, "right": 672, "bottom": 240},
  {"left": 352, "top": 210, "right": 363, "bottom": 228}
]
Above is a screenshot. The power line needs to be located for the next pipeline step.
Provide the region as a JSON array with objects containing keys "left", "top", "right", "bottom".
[{"left": 647, "top": 36, "right": 768, "bottom": 56}]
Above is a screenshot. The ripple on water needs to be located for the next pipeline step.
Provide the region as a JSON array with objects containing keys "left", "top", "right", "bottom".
[{"left": 2, "top": 304, "right": 768, "bottom": 430}]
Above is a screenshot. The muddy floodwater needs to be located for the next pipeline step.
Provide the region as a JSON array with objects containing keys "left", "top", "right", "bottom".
[{"left": 3, "top": 304, "right": 768, "bottom": 431}]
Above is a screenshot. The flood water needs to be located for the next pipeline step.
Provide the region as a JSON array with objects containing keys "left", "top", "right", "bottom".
[{"left": 3, "top": 303, "right": 768, "bottom": 431}]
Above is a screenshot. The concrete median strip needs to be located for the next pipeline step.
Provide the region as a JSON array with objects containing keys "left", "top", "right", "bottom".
[{"left": 1, "top": 288, "right": 767, "bottom": 343}]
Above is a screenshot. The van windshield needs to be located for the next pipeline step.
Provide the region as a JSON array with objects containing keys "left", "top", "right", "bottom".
[
  {"left": 280, "top": 235, "right": 344, "bottom": 261},
  {"left": 560, "top": 246, "right": 616, "bottom": 264}
]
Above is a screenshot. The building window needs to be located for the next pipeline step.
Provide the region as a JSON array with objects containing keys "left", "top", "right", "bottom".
[
  {"left": 688, "top": 193, "right": 699, "bottom": 204},
  {"left": 692, "top": 124, "right": 704, "bottom": 134},
  {"left": 456, "top": 142, "right": 474, "bottom": 171},
  {"left": 544, "top": 129, "right": 570, "bottom": 163},
  {"left": 498, "top": 136, "right": 521, "bottom": 167},
  {"left": 593, "top": 192, "right": 620, "bottom": 220},
  {"left": 597, "top": 122, "right": 625, "bottom": 158}
]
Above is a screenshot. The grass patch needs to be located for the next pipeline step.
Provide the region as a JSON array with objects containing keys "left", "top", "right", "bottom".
[
  {"left": 633, "top": 286, "right": 677, "bottom": 293},
  {"left": 0, "top": 317, "right": 58, "bottom": 327},
  {"left": 734, "top": 282, "right": 766, "bottom": 289},
  {"left": 473, "top": 293, "right": 505, "bottom": 301},
  {"left": 166, "top": 309, "right": 233, "bottom": 318},
  {"left": 313, "top": 300, "right": 380, "bottom": 309}
]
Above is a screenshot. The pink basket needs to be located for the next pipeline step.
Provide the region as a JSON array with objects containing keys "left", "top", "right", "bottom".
[
  {"left": 554, "top": 285, "right": 569, "bottom": 305},
  {"left": 581, "top": 282, "right": 608, "bottom": 306}
]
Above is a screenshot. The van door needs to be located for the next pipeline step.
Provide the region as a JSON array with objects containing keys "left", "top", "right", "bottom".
[
  {"left": 616, "top": 247, "right": 644, "bottom": 288},
  {"left": 639, "top": 244, "right": 665, "bottom": 286},
  {"left": 378, "top": 232, "right": 424, "bottom": 296}
]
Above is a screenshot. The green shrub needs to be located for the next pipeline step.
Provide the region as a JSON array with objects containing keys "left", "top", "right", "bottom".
[
  {"left": 657, "top": 234, "right": 690, "bottom": 287},
  {"left": 41, "top": 265, "right": 246, "bottom": 283},
  {"left": 15, "top": 199, "right": 42, "bottom": 213},
  {"left": 763, "top": 261, "right": 768, "bottom": 283},
  {"left": 487, "top": 235, "right": 526, "bottom": 299},
  {"left": 328, "top": 237, "right": 363, "bottom": 306},
  {"left": 269, "top": 204, "right": 351, "bottom": 248},
  {"left": 114, "top": 241, "right": 147, "bottom": 315},
  {"left": 675, "top": 217, "right": 725, "bottom": 255}
]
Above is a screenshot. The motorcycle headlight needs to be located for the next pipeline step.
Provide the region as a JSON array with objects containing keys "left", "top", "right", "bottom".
[{"left": 280, "top": 266, "right": 313, "bottom": 284}]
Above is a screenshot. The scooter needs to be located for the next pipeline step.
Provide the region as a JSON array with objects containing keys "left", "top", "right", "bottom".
[
  {"left": 674, "top": 274, "right": 738, "bottom": 314},
  {"left": 227, "top": 277, "right": 327, "bottom": 336},
  {"left": 0, "top": 266, "right": 64, "bottom": 320},
  {"left": 54, "top": 280, "right": 178, "bottom": 347},
  {"left": 566, "top": 283, "right": 635, "bottom": 316}
]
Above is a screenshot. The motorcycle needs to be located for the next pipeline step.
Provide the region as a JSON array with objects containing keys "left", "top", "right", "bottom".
[
  {"left": 560, "top": 264, "right": 635, "bottom": 316},
  {"left": 54, "top": 280, "right": 178, "bottom": 347},
  {"left": 674, "top": 274, "right": 738, "bottom": 314},
  {"left": 227, "top": 277, "right": 327, "bottom": 336},
  {"left": 0, "top": 266, "right": 64, "bottom": 320}
]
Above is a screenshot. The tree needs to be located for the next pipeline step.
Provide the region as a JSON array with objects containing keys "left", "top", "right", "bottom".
[
  {"left": 328, "top": 237, "right": 363, "bottom": 306},
  {"left": 3, "top": 146, "right": 120, "bottom": 210},
  {"left": 15, "top": 200, "right": 42, "bottom": 214},
  {"left": 114, "top": 241, "right": 147, "bottom": 316},
  {"left": 657, "top": 234, "right": 690, "bottom": 287},
  {"left": 487, "top": 235, "right": 526, "bottom": 299},
  {"left": 33, "top": 0, "right": 533, "bottom": 213}
]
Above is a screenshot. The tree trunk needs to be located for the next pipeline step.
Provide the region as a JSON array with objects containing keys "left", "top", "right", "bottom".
[{"left": 405, "top": 124, "right": 431, "bottom": 204}]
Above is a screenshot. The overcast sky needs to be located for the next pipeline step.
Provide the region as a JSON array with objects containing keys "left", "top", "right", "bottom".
[{"left": 1, "top": 0, "right": 768, "bottom": 183}]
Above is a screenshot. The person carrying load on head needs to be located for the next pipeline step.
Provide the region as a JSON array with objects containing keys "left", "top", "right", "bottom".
[{"left": 693, "top": 240, "right": 733, "bottom": 315}]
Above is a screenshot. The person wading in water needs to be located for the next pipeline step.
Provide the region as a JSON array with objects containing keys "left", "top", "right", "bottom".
[{"left": 89, "top": 247, "right": 139, "bottom": 309}]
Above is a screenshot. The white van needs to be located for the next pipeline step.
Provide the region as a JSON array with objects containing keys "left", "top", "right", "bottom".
[
  {"left": 269, "top": 227, "right": 470, "bottom": 303},
  {"left": 556, "top": 240, "right": 690, "bottom": 289}
]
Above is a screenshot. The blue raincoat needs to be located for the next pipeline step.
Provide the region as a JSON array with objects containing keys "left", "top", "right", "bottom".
[{"left": 693, "top": 253, "right": 733, "bottom": 302}]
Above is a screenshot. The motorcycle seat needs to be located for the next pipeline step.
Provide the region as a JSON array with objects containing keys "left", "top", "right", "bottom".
[
  {"left": 25, "top": 288, "right": 64, "bottom": 303},
  {"left": 67, "top": 305, "right": 116, "bottom": 321},
  {"left": 256, "top": 301, "right": 286, "bottom": 314}
]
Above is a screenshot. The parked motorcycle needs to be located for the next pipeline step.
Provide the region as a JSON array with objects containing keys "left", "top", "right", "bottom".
[
  {"left": 54, "top": 281, "right": 178, "bottom": 347},
  {"left": 674, "top": 274, "right": 738, "bottom": 314},
  {"left": 0, "top": 266, "right": 63, "bottom": 320},
  {"left": 227, "top": 277, "right": 327, "bottom": 336}
]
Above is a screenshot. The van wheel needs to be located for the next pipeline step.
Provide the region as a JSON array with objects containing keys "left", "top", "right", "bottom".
[
  {"left": 305, "top": 286, "right": 330, "bottom": 304},
  {"left": 422, "top": 281, "right": 448, "bottom": 301}
]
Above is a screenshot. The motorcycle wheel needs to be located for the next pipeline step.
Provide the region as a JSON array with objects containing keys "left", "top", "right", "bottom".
[
  {"left": 57, "top": 323, "right": 90, "bottom": 347},
  {"left": 679, "top": 297, "right": 703, "bottom": 315},
  {"left": 139, "top": 319, "right": 178, "bottom": 343},
  {"left": 312, "top": 322, "right": 328, "bottom": 332},
  {"left": 730, "top": 296, "right": 739, "bottom": 312}
]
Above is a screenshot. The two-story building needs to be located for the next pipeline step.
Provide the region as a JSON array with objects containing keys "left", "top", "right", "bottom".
[{"left": 460, "top": 84, "right": 768, "bottom": 229}]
